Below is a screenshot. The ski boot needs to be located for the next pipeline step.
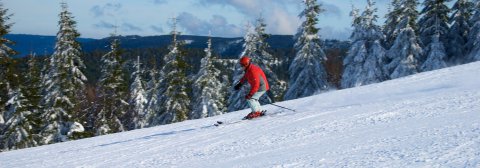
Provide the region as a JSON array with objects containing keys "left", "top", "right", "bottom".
[{"left": 243, "top": 111, "right": 265, "bottom": 120}]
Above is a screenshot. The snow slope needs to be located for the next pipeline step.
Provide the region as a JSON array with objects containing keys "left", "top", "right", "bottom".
[{"left": 1, "top": 62, "right": 480, "bottom": 167}]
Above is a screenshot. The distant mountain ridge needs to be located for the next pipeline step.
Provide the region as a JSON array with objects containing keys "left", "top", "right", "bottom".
[
  {"left": 5, "top": 34, "right": 95, "bottom": 57},
  {"left": 5, "top": 34, "right": 349, "bottom": 58}
]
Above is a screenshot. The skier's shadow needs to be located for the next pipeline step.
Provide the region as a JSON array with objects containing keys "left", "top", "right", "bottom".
[
  {"left": 59, "top": 127, "right": 202, "bottom": 154},
  {"left": 142, "top": 128, "right": 196, "bottom": 139},
  {"left": 98, "top": 128, "right": 197, "bottom": 147}
]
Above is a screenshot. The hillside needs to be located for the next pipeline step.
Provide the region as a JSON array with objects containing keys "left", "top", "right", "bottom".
[{"left": 0, "top": 61, "right": 479, "bottom": 167}]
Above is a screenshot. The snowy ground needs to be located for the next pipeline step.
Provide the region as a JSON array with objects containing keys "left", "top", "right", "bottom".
[{"left": 1, "top": 62, "right": 480, "bottom": 168}]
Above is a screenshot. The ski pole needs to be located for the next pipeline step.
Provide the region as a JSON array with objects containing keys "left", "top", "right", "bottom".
[
  {"left": 253, "top": 98, "right": 296, "bottom": 112},
  {"left": 266, "top": 102, "right": 296, "bottom": 112}
]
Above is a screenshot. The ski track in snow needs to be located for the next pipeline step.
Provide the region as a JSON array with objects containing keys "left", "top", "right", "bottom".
[{"left": 1, "top": 62, "right": 480, "bottom": 167}]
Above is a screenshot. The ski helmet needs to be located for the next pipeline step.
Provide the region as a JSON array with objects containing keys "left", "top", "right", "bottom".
[{"left": 239, "top": 56, "right": 250, "bottom": 67}]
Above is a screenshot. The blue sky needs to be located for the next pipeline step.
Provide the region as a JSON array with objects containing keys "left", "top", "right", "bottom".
[{"left": 3, "top": 0, "right": 391, "bottom": 40}]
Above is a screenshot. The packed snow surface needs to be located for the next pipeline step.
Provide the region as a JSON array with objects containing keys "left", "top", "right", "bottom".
[{"left": 1, "top": 62, "right": 480, "bottom": 167}]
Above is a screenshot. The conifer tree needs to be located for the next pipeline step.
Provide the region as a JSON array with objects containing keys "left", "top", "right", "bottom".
[
  {"left": 419, "top": 0, "right": 450, "bottom": 48},
  {"left": 145, "top": 60, "right": 161, "bottom": 127},
  {"left": 0, "top": 2, "right": 16, "bottom": 137},
  {"left": 95, "top": 37, "right": 129, "bottom": 135},
  {"left": 385, "top": 0, "right": 423, "bottom": 79},
  {"left": 284, "top": 0, "right": 332, "bottom": 100},
  {"left": 253, "top": 16, "right": 285, "bottom": 102},
  {"left": 0, "top": 3, "right": 17, "bottom": 151},
  {"left": 24, "top": 55, "right": 42, "bottom": 119},
  {"left": 228, "top": 23, "right": 256, "bottom": 112},
  {"left": 1, "top": 54, "right": 44, "bottom": 151},
  {"left": 153, "top": 18, "right": 191, "bottom": 124},
  {"left": 0, "top": 68, "right": 5, "bottom": 133},
  {"left": 342, "top": 0, "right": 387, "bottom": 88},
  {"left": 40, "top": 2, "right": 87, "bottom": 144},
  {"left": 2, "top": 86, "right": 39, "bottom": 150},
  {"left": 128, "top": 56, "right": 147, "bottom": 129},
  {"left": 447, "top": 0, "right": 474, "bottom": 64},
  {"left": 342, "top": 5, "right": 364, "bottom": 88},
  {"left": 383, "top": 0, "right": 402, "bottom": 49},
  {"left": 190, "top": 35, "right": 226, "bottom": 119},
  {"left": 421, "top": 34, "right": 448, "bottom": 71},
  {"left": 418, "top": 0, "right": 449, "bottom": 71},
  {"left": 16, "top": 55, "right": 42, "bottom": 145},
  {"left": 467, "top": 0, "right": 480, "bottom": 61}
]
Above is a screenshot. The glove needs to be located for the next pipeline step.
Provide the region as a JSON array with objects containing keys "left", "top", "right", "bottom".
[
  {"left": 234, "top": 82, "right": 243, "bottom": 90},
  {"left": 245, "top": 93, "right": 253, "bottom": 100}
]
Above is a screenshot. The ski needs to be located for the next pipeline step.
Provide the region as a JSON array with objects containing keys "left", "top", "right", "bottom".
[
  {"left": 214, "top": 110, "right": 267, "bottom": 127},
  {"left": 213, "top": 120, "right": 243, "bottom": 127},
  {"left": 241, "top": 110, "right": 267, "bottom": 120}
]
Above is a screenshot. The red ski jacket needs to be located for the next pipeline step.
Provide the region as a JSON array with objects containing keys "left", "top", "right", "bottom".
[{"left": 240, "top": 63, "right": 270, "bottom": 97}]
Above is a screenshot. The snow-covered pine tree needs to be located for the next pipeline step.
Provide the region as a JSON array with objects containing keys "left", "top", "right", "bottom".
[
  {"left": 39, "top": 2, "right": 87, "bottom": 144},
  {"left": 341, "top": 0, "right": 387, "bottom": 89},
  {"left": 0, "top": 2, "right": 16, "bottom": 138},
  {"left": 466, "top": 0, "right": 480, "bottom": 61},
  {"left": 0, "top": 55, "right": 5, "bottom": 133},
  {"left": 19, "top": 54, "right": 43, "bottom": 143},
  {"left": 447, "top": 0, "right": 474, "bottom": 65},
  {"left": 342, "top": 5, "right": 364, "bottom": 88},
  {"left": 154, "top": 18, "right": 191, "bottom": 125},
  {"left": 95, "top": 38, "right": 129, "bottom": 135},
  {"left": 359, "top": 0, "right": 387, "bottom": 82},
  {"left": 419, "top": 0, "right": 450, "bottom": 48},
  {"left": 24, "top": 54, "right": 42, "bottom": 120},
  {"left": 284, "top": 0, "right": 332, "bottom": 100},
  {"left": 0, "top": 59, "right": 16, "bottom": 151},
  {"left": 2, "top": 53, "right": 44, "bottom": 151},
  {"left": 2, "top": 86, "right": 39, "bottom": 151},
  {"left": 421, "top": 34, "right": 448, "bottom": 71},
  {"left": 228, "top": 23, "right": 256, "bottom": 112},
  {"left": 190, "top": 34, "right": 226, "bottom": 119},
  {"left": 418, "top": 0, "right": 449, "bottom": 71},
  {"left": 145, "top": 59, "right": 161, "bottom": 127},
  {"left": 253, "top": 15, "right": 285, "bottom": 102},
  {"left": 127, "top": 56, "right": 147, "bottom": 129},
  {"left": 385, "top": 0, "right": 423, "bottom": 79},
  {"left": 154, "top": 18, "right": 191, "bottom": 124},
  {"left": 383, "top": 0, "right": 402, "bottom": 49}
]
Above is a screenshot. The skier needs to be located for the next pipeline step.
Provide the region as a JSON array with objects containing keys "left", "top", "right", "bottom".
[{"left": 234, "top": 56, "right": 270, "bottom": 119}]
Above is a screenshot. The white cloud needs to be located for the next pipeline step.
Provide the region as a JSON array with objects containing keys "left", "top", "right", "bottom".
[
  {"left": 150, "top": 25, "right": 164, "bottom": 33},
  {"left": 177, "top": 12, "right": 242, "bottom": 37},
  {"left": 90, "top": 3, "right": 122, "bottom": 18},
  {"left": 197, "top": 0, "right": 300, "bottom": 35},
  {"left": 93, "top": 20, "right": 116, "bottom": 29},
  {"left": 268, "top": 4, "right": 300, "bottom": 35},
  {"left": 321, "top": 2, "right": 342, "bottom": 18},
  {"left": 122, "top": 23, "right": 143, "bottom": 32}
]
